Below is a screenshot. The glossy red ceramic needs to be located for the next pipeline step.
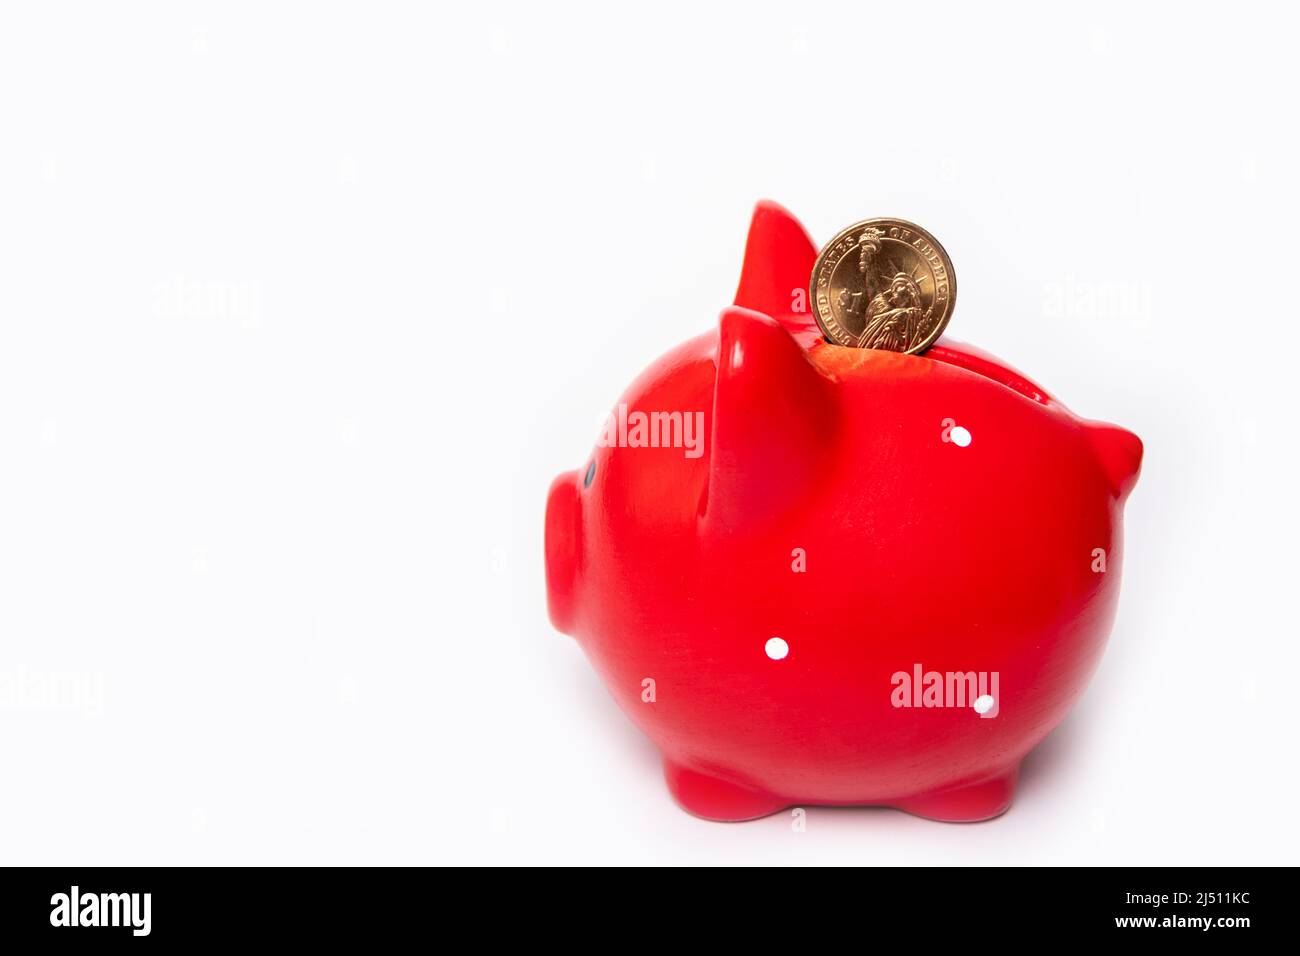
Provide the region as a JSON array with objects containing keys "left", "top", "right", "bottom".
[{"left": 546, "top": 201, "right": 1142, "bottom": 822}]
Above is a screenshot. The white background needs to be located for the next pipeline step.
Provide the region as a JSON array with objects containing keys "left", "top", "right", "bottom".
[{"left": 2, "top": 2, "right": 1296, "bottom": 865}]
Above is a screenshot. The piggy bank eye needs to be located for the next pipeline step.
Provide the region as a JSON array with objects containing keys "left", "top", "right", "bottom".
[{"left": 583, "top": 461, "right": 596, "bottom": 488}]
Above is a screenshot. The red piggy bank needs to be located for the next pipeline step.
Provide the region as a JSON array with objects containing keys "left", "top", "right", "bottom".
[{"left": 545, "top": 201, "right": 1142, "bottom": 822}]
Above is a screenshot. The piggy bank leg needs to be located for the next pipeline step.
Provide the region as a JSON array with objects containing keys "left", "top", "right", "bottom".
[
  {"left": 893, "top": 764, "right": 1020, "bottom": 823},
  {"left": 663, "top": 758, "right": 789, "bottom": 822}
]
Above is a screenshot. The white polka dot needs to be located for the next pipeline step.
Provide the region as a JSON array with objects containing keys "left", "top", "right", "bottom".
[
  {"left": 765, "top": 637, "right": 789, "bottom": 660},
  {"left": 951, "top": 425, "right": 972, "bottom": 447},
  {"left": 973, "top": 694, "right": 995, "bottom": 714}
]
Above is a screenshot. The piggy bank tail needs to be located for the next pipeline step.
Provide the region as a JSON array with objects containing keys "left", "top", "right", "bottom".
[{"left": 1089, "top": 422, "right": 1143, "bottom": 501}]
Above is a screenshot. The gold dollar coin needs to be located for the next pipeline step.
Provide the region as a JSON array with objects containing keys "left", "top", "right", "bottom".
[{"left": 809, "top": 218, "right": 956, "bottom": 354}]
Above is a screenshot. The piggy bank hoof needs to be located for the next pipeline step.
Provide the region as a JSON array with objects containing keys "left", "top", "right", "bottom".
[
  {"left": 893, "top": 765, "right": 1020, "bottom": 823},
  {"left": 663, "top": 759, "right": 790, "bottom": 822}
]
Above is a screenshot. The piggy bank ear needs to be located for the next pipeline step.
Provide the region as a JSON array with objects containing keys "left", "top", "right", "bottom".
[
  {"left": 703, "top": 307, "right": 837, "bottom": 532},
  {"left": 733, "top": 200, "right": 817, "bottom": 318}
]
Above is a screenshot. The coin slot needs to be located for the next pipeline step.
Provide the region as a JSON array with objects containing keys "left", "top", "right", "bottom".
[{"left": 925, "top": 345, "right": 1052, "bottom": 406}]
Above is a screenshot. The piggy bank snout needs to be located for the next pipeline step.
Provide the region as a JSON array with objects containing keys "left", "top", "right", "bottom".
[{"left": 545, "top": 470, "right": 582, "bottom": 635}]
